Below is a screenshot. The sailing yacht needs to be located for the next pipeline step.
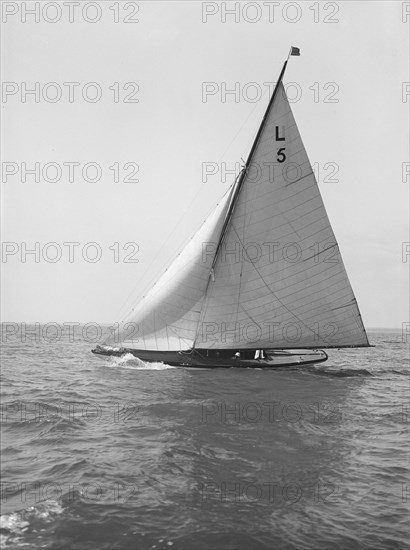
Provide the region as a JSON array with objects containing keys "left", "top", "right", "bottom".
[{"left": 92, "top": 48, "right": 370, "bottom": 368}]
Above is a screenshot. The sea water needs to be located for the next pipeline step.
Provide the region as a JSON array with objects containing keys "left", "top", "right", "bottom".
[{"left": 1, "top": 326, "right": 409, "bottom": 549}]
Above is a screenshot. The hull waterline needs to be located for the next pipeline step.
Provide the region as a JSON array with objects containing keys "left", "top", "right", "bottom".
[{"left": 91, "top": 346, "right": 328, "bottom": 369}]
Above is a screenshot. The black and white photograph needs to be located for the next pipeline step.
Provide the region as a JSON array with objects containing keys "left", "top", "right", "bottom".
[{"left": 1, "top": 1, "right": 409, "bottom": 548}]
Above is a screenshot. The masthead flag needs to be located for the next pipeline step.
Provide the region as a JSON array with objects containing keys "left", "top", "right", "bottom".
[{"left": 291, "top": 47, "right": 300, "bottom": 56}]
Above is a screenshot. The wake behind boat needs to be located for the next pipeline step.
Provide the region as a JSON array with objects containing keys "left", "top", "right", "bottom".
[{"left": 92, "top": 47, "right": 370, "bottom": 368}]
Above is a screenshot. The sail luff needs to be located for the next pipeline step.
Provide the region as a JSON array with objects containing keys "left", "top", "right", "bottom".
[
  {"left": 244, "top": 60, "right": 288, "bottom": 168},
  {"left": 214, "top": 59, "right": 289, "bottom": 271}
]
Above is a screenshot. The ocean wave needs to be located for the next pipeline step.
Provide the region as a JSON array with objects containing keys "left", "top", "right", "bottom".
[
  {"left": 108, "top": 353, "right": 175, "bottom": 370},
  {"left": 0, "top": 500, "right": 63, "bottom": 548},
  {"left": 311, "top": 367, "right": 373, "bottom": 377}
]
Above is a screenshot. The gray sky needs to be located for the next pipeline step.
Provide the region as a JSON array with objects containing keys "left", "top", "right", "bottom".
[{"left": 2, "top": 0, "right": 409, "bottom": 329}]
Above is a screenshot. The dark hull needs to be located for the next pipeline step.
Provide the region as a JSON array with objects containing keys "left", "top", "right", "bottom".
[{"left": 91, "top": 346, "right": 328, "bottom": 369}]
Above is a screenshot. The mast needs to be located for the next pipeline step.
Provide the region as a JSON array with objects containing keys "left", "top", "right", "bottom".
[
  {"left": 192, "top": 55, "right": 291, "bottom": 349},
  {"left": 209, "top": 58, "right": 289, "bottom": 274}
]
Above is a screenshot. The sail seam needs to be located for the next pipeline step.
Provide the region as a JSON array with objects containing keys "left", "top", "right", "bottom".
[
  {"left": 301, "top": 244, "right": 338, "bottom": 263},
  {"left": 285, "top": 171, "right": 314, "bottom": 187}
]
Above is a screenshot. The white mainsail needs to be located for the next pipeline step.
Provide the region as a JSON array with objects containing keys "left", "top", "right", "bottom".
[
  {"left": 194, "top": 82, "right": 368, "bottom": 349},
  {"left": 112, "top": 67, "right": 369, "bottom": 352}
]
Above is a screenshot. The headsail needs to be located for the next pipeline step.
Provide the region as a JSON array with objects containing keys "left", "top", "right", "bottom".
[{"left": 106, "top": 188, "right": 235, "bottom": 350}]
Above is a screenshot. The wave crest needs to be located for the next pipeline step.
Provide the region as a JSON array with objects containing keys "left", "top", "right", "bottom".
[{"left": 110, "top": 353, "right": 175, "bottom": 370}]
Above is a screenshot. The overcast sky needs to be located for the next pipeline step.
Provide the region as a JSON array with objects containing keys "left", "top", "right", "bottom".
[{"left": 2, "top": 0, "right": 409, "bottom": 329}]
